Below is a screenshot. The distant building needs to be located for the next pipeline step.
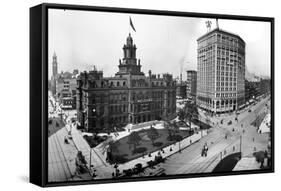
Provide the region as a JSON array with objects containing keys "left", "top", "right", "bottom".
[
  {"left": 176, "top": 83, "right": 187, "bottom": 99},
  {"left": 196, "top": 28, "right": 245, "bottom": 113},
  {"left": 50, "top": 52, "right": 58, "bottom": 95},
  {"left": 49, "top": 52, "right": 78, "bottom": 109},
  {"left": 76, "top": 33, "right": 177, "bottom": 133},
  {"left": 245, "top": 80, "right": 259, "bottom": 102},
  {"left": 245, "top": 78, "right": 271, "bottom": 103},
  {"left": 186, "top": 70, "right": 197, "bottom": 100},
  {"left": 73, "top": 69, "right": 79, "bottom": 76},
  {"left": 259, "top": 78, "right": 271, "bottom": 96},
  {"left": 56, "top": 73, "right": 77, "bottom": 109}
]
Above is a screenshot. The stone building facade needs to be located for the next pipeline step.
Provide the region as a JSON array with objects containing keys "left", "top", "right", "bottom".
[
  {"left": 76, "top": 34, "right": 177, "bottom": 132},
  {"left": 196, "top": 28, "right": 245, "bottom": 113}
]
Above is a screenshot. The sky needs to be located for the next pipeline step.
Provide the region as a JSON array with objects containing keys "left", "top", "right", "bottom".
[{"left": 48, "top": 9, "right": 271, "bottom": 80}]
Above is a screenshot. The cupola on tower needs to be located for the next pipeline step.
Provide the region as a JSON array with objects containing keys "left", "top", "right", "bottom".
[{"left": 115, "top": 33, "right": 144, "bottom": 77}]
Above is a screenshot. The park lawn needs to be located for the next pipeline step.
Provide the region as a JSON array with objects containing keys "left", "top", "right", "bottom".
[{"left": 108, "top": 128, "right": 192, "bottom": 164}]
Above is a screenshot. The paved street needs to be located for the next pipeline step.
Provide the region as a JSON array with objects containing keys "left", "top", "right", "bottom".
[
  {"left": 48, "top": 124, "right": 93, "bottom": 182},
  {"left": 48, "top": 91, "right": 271, "bottom": 180},
  {"left": 48, "top": 92, "right": 93, "bottom": 182},
  {"left": 156, "top": 96, "right": 270, "bottom": 175}
]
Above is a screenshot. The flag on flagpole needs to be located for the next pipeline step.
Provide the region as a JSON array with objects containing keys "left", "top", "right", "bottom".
[{"left": 129, "top": 17, "right": 136, "bottom": 32}]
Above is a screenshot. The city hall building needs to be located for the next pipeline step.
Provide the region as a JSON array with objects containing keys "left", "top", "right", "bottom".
[
  {"left": 196, "top": 28, "right": 245, "bottom": 114},
  {"left": 76, "top": 34, "right": 177, "bottom": 132}
]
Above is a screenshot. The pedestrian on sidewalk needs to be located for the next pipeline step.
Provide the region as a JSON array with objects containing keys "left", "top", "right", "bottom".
[
  {"left": 260, "top": 157, "right": 264, "bottom": 169},
  {"left": 64, "top": 136, "right": 69, "bottom": 144}
]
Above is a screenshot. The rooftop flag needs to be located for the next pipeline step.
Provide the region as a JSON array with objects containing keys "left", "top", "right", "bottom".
[{"left": 130, "top": 17, "right": 136, "bottom": 32}]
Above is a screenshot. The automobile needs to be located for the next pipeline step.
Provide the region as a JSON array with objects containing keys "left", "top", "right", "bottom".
[
  {"left": 133, "top": 163, "right": 144, "bottom": 174},
  {"left": 123, "top": 169, "right": 133, "bottom": 177},
  {"left": 248, "top": 109, "right": 252, "bottom": 112}
]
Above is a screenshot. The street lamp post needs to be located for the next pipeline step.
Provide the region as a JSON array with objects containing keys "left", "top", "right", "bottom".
[
  {"left": 89, "top": 148, "right": 92, "bottom": 169},
  {"left": 114, "top": 163, "right": 119, "bottom": 177}
]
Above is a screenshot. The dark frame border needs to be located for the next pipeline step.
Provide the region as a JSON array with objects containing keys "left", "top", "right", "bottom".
[{"left": 30, "top": 3, "right": 274, "bottom": 187}]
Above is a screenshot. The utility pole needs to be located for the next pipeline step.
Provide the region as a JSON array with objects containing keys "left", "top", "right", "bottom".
[
  {"left": 89, "top": 148, "right": 92, "bottom": 169},
  {"left": 240, "top": 135, "right": 242, "bottom": 158}
]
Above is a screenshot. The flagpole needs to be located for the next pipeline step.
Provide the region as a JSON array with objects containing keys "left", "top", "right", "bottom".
[{"left": 129, "top": 16, "right": 131, "bottom": 34}]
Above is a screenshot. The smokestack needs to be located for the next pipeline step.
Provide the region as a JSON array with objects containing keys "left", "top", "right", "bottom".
[{"left": 180, "top": 74, "right": 182, "bottom": 85}]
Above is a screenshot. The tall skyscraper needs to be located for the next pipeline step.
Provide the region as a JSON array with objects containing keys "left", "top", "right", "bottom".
[{"left": 196, "top": 28, "right": 245, "bottom": 113}]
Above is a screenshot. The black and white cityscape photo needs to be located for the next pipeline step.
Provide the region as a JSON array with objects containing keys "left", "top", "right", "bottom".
[{"left": 47, "top": 9, "right": 272, "bottom": 183}]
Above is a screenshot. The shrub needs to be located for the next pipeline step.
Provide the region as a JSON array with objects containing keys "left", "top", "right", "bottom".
[
  {"left": 167, "top": 135, "right": 182, "bottom": 142},
  {"left": 132, "top": 147, "right": 147, "bottom": 154},
  {"left": 111, "top": 155, "right": 128, "bottom": 164},
  {"left": 153, "top": 142, "right": 163, "bottom": 147},
  {"left": 174, "top": 135, "right": 183, "bottom": 141}
]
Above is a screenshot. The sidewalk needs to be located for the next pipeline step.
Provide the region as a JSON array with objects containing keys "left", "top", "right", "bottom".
[
  {"left": 233, "top": 157, "right": 260, "bottom": 171},
  {"left": 67, "top": 124, "right": 114, "bottom": 179},
  {"left": 117, "top": 130, "right": 207, "bottom": 173},
  {"left": 48, "top": 126, "right": 92, "bottom": 182}
]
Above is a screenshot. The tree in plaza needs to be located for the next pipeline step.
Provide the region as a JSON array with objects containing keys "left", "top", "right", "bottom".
[
  {"left": 127, "top": 131, "right": 141, "bottom": 150},
  {"left": 178, "top": 108, "right": 187, "bottom": 121},
  {"left": 107, "top": 141, "right": 119, "bottom": 163},
  {"left": 163, "top": 120, "right": 172, "bottom": 140},
  {"left": 107, "top": 117, "right": 115, "bottom": 133},
  {"left": 147, "top": 126, "right": 159, "bottom": 146},
  {"left": 163, "top": 120, "right": 177, "bottom": 141},
  {"left": 172, "top": 121, "right": 179, "bottom": 133},
  {"left": 170, "top": 121, "right": 180, "bottom": 140},
  {"left": 184, "top": 101, "right": 199, "bottom": 129}
]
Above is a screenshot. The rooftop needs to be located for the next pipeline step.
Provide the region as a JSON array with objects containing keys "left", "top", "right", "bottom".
[{"left": 197, "top": 28, "right": 245, "bottom": 44}]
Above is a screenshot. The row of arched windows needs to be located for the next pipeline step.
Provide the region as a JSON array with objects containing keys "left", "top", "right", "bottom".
[{"left": 89, "top": 80, "right": 127, "bottom": 88}]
